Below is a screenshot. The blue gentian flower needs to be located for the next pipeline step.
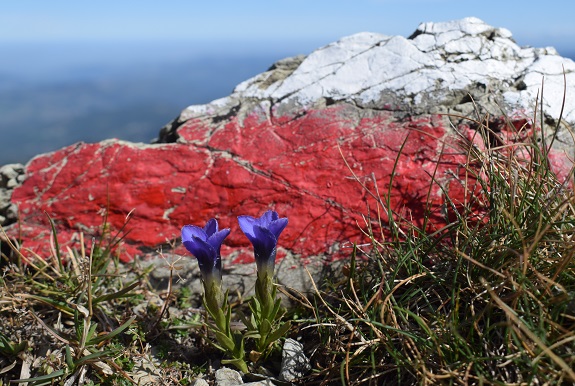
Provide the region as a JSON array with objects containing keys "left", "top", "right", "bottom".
[
  {"left": 238, "top": 210, "right": 288, "bottom": 278},
  {"left": 181, "top": 218, "right": 230, "bottom": 284}
]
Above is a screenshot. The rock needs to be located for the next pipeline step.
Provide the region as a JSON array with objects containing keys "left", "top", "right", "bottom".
[
  {"left": 279, "top": 338, "right": 311, "bottom": 382},
  {"left": 215, "top": 367, "right": 244, "bottom": 386},
  {"left": 0, "top": 163, "right": 24, "bottom": 226},
  {"left": 129, "top": 353, "right": 162, "bottom": 385},
  {"left": 2, "top": 17, "right": 574, "bottom": 270},
  {"left": 191, "top": 378, "right": 210, "bottom": 386},
  {"left": 243, "top": 381, "right": 275, "bottom": 386}
]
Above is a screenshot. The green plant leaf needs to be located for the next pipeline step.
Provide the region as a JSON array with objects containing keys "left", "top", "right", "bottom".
[
  {"left": 235, "top": 332, "right": 245, "bottom": 358},
  {"left": 0, "top": 333, "right": 26, "bottom": 357},
  {"left": 93, "top": 281, "right": 140, "bottom": 304},
  {"left": 260, "top": 318, "right": 272, "bottom": 338},
  {"left": 85, "top": 322, "right": 99, "bottom": 342},
  {"left": 221, "top": 357, "right": 248, "bottom": 373},
  {"left": 243, "top": 331, "right": 261, "bottom": 339},
  {"left": 24, "top": 294, "right": 74, "bottom": 315},
  {"left": 225, "top": 301, "right": 233, "bottom": 336},
  {"left": 45, "top": 212, "right": 64, "bottom": 273},
  {"left": 250, "top": 297, "right": 262, "bottom": 318},
  {"left": 214, "top": 330, "right": 236, "bottom": 353},
  {"left": 265, "top": 321, "right": 291, "bottom": 346},
  {"left": 74, "top": 349, "right": 116, "bottom": 366},
  {"left": 236, "top": 309, "right": 256, "bottom": 331},
  {"left": 88, "top": 316, "right": 136, "bottom": 345},
  {"left": 270, "top": 297, "right": 283, "bottom": 321},
  {"left": 11, "top": 368, "right": 66, "bottom": 384},
  {"left": 65, "top": 345, "right": 74, "bottom": 369}
]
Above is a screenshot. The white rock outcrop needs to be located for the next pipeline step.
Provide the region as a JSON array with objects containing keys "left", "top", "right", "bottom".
[
  {"left": 180, "top": 17, "right": 575, "bottom": 131},
  {"left": 0, "top": 163, "right": 24, "bottom": 225}
]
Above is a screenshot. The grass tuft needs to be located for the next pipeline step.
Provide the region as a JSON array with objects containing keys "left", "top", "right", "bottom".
[{"left": 301, "top": 97, "right": 575, "bottom": 385}]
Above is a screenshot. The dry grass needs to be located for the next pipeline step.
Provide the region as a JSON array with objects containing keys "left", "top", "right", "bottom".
[{"left": 297, "top": 100, "right": 575, "bottom": 385}]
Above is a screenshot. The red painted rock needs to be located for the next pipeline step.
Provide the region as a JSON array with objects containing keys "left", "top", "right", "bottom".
[{"left": 2, "top": 18, "right": 574, "bottom": 264}]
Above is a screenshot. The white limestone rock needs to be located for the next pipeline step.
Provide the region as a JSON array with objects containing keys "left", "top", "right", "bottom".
[
  {"left": 191, "top": 17, "right": 574, "bottom": 127},
  {"left": 191, "top": 379, "right": 210, "bottom": 386},
  {"left": 279, "top": 338, "right": 311, "bottom": 382},
  {"left": 215, "top": 367, "right": 244, "bottom": 386},
  {"left": 160, "top": 17, "right": 575, "bottom": 156},
  {"left": 0, "top": 163, "right": 25, "bottom": 226}
]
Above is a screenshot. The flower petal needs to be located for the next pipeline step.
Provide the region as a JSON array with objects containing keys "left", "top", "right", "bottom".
[
  {"left": 183, "top": 236, "right": 218, "bottom": 274},
  {"left": 259, "top": 210, "right": 276, "bottom": 226},
  {"left": 238, "top": 215, "right": 257, "bottom": 239},
  {"left": 252, "top": 225, "right": 277, "bottom": 262},
  {"left": 203, "top": 218, "right": 218, "bottom": 236},
  {"left": 268, "top": 218, "right": 288, "bottom": 240},
  {"left": 207, "top": 228, "right": 231, "bottom": 251},
  {"left": 181, "top": 225, "right": 207, "bottom": 243}
]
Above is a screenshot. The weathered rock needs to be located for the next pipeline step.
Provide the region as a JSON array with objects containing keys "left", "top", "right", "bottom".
[
  {"left": 242, "top": 380, "right": 274, "bottom": 386},
  {"left": 191, "top": 378, "right": 210, "bottom": 386},
  {"left": 215, "top": 367, "right": 244, "bottom": 386},
  {"left": 129, "top": 354, "right": 162, "bottom": 385},
  {"left": 2, "top": 17, "right": 574, "bottom": 269},
  {"left": 279, "top": 338, "right": 311, "bottom": 382},
  {"left": 0, "top": 163, "right": 24, "bottom": 226}
]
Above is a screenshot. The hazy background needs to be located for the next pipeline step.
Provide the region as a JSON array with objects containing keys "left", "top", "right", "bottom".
[{"left": 2, "top": 0, "right": 575, "bottom": 165}]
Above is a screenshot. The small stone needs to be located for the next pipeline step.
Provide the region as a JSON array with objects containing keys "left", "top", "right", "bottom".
[
  {"left": 243, "top": 381, "right": 275, "bottom": 386},
  {"left": 215, "top": 367, "right": 244, "bottom": 386},
  {"left": 0, "top": 163, "right": 24, "bottom": 182},
  {"left": 129, "top": 354, "right": 162, "bottom": 385},
  {"left": 191, "top": 378, "right": 210, "bottom": 386},
  {"left": 6, "top": 178, "right": 18, "bottom": 189},
  {"left": 5, "top": 203, "right": 18, "bottom": 221},
  {"left": 279, "top": 338, "right": 311, "bottom": 382}
]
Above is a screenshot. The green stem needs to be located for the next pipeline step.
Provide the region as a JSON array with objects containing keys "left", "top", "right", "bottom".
[
  {"left": 254, "top": 273, "right": 286, "bottom": 355},
  {"left": 203, "top": 279, "right": 246, "bottom": 372}
]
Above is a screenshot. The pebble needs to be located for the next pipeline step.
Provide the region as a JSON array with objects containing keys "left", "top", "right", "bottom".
[
  {"left": 279, "top": 338, "right": 311, "bottom": 382},
  {"left": 215, "top": 367, "right": 244, "bottom": 386}
]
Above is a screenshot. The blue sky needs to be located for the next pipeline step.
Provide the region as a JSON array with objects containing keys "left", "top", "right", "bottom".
[{"left": 1, "top": 0, "right": 575, "bottom": 54}]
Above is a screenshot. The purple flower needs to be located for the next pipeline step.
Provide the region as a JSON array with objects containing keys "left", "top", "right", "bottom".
[
  {"left": 181, "top": 218, "right": 230, "bottom": 284},
  {"left": 238, "top": 210, "right": 288, "bottom": 277}
]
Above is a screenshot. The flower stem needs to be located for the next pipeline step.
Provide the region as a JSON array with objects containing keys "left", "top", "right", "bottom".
[{"left": 203, "top": 280, "right": 248, "bottom": 372}]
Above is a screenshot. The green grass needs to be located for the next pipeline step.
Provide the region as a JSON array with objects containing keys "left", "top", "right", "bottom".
[{"left": 1, "top": 96, "right": 575, "bottom": 385}]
